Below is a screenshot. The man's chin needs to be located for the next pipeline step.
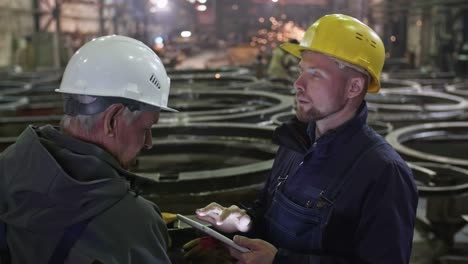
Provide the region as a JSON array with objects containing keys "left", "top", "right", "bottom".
[
  {"left": 295, "top": 108, "right": 312, "bottom": 122},
  {"left": 296, "top": 113, "right": 310, "bottom": 123},
  {"left": 296, "top": 109, "right": 324, "bottom": 122},
  {"left": 122, "top": 158, "right": 138, "bottom": 170}
]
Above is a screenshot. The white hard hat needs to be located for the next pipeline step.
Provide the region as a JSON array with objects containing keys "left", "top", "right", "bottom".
[{"left": 56, "top": 35, "right": 177, "bottom": 113}]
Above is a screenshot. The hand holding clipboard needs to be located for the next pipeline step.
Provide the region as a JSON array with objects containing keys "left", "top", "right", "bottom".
[{"left": 177, "top": 214, "right": 250, "bottom": 253}]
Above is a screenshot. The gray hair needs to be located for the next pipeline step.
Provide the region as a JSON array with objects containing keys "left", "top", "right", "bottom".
[{"left": 61, "top": 94, "right": 143, "bottom": 134}]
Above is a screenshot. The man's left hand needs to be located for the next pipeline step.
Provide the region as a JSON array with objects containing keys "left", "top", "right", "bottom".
[{"left": 228, "top": 235, "right": 277, "bottom": 264}]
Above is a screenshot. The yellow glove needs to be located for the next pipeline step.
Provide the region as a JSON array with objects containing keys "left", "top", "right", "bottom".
[
  {"left": 161, "top": 212, "right": 177, "bottom": 225},
  {"left": 183, "top": 236, "right": 235, "bottom": 264}
]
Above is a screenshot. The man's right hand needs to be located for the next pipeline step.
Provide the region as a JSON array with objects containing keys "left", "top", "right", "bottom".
[{"left": 196, "top": 202, "right": 252, "bottom": 233}]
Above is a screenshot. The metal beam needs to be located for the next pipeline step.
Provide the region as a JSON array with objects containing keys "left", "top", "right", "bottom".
[
  {"left": 33, "top": 0, "right": 41, "bottom": 32},
  {"left": 53, "top": 0, "right": 61, "bottom": 68},
  {"left": 99, "top": 0, "right": 104, "bottom": 35}
]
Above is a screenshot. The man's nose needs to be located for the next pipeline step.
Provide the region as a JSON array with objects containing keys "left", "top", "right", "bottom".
[{"left": 294, "top": 74, "right": 305, "bottom": 92}]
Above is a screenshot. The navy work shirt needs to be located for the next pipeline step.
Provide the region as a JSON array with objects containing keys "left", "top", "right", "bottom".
[{"left": 248, "top": 102, "right": 418, "bottom": 263}]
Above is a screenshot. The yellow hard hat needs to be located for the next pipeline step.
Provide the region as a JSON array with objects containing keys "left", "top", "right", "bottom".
[{"left": 281, "top": 14, "right": 385, "bottom": 93}]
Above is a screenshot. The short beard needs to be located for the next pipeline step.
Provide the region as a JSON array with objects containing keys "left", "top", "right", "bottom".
[{"left": 296, "top": 97, "right": 349, "bottom": 123}]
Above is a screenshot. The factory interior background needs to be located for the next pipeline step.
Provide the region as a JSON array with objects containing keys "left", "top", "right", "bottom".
[{"left": 1, "top": 0, "right": 468, "bottom": 263}]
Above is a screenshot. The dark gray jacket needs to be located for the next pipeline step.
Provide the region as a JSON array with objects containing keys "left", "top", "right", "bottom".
[{"left": 0, "top": 125, "right": 170, "bottom": 264}]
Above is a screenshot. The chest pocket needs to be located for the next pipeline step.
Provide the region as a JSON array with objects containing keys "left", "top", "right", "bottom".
[
  {"left": 265, "top": 186, "right": 325, "bottom": 253},
  {"left": 264, "top": 126, "right": 387, "bottom": 253}
]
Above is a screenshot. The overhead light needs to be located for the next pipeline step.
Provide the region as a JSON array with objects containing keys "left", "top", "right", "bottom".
[
  {"left": 155, "top": 36, "right": 164, "bottom": 44},
  {"left": 181, "top": 31, "right": 192, "bottom": 38},
  {"left": 272, "top": 0, "right": 278, "bottom": 2},
  {"left": 197, "top": 4, "right": 207, "bottom": 11},
  {"left": 198, "top": 0, "right": 207, "bottom": 3},
  {"left": 150, "top": 0, "right": 168, "bottom": 9},
  {"left": 157, "top": 0, "right": 168, "bottom": 8}
]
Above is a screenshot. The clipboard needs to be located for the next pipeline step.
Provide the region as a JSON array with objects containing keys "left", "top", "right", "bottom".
[{"left": 177, "top": 214, "right": 250, "bottom": 253}]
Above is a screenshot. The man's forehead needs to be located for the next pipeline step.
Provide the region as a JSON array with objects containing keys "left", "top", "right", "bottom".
[
  {"left": 300, "top": 51, "right": 333, "bottom": 62},
  {"left": 299, "top": 51, "right": 336, "bottom": 69}
]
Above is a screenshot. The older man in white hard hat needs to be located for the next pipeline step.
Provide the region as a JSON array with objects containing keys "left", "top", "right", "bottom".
[{"left": 0, "top": 35, "right": 177, "bottom": 263}]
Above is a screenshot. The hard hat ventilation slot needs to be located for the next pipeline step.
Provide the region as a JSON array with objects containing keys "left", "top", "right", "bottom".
[
  {"left": 149, "top": 74, "right": 161, "bottom": 89},
  {"left": 355, "top": 33, "right": 363, "bottom": 40},
  {"left": 370, "top": 40, "right": 377, "bottom": 48}
]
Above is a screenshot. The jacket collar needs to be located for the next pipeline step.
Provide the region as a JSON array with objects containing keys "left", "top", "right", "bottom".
[
  {"left": 307, "top": 101, "right": 368, "bottom": 146},
  {"left": 38, "top": 125, "right": 136, "bottom": 179},
  {"left": 272, "top": 116, "right": 311, "bottom": 153},
  {"left": 273, "top": 102, "right": 368, "bottom": 154}
]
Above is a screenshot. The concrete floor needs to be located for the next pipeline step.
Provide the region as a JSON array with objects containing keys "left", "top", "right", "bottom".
[{"left": 411, "top": 198, "right": 468, "bottom": 264}]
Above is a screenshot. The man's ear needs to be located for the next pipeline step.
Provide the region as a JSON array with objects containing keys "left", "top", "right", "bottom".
[
  {"left": 103, "top": 104, "right": 125, "bottom": 137},
  {"left": 347, "top": 76, "right": 365, "bottom": 99}
]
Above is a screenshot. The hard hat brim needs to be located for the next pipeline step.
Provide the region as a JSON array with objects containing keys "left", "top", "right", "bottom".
[
  {"left": 55, "top": 89, "right": 179, "bottom": 112},
  {"left": 160, "top": 106, "right": 178, "bottom": 112},
  {"left": 280, "top": 43, "right": 308, "bottom": 59}
]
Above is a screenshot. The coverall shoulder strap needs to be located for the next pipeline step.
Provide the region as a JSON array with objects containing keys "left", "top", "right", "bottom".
[{"left": 321, "top": 128, "right": 387, "bottom": 203}]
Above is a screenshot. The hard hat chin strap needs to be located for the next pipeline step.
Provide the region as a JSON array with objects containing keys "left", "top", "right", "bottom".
[{"left": 63, "top": 95, "right": 160, "bottom": 116}]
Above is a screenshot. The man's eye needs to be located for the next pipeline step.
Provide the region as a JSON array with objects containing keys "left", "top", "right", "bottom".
[{"left": 308, "top": 71, "right": 321, "bottom": 78}]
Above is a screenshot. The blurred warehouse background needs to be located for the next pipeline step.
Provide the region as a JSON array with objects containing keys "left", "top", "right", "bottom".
[{"left": 1, "top": 0, "right": 468, "bottom": 263}]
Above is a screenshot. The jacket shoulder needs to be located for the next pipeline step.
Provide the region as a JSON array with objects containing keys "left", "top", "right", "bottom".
[{"left": 67, "top": 194, "right": 170, "bottom": 263}]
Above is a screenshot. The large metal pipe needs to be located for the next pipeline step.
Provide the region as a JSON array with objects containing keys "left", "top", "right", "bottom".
[
  {"left": 409, "top": 161, "right": 468, "bottom": 196},
  {"left": 386, "top": 122, "right": 468, "bottom": 166},
  {"left": 0, "top": 81, "right": 31, "bottom": 96},
  {"left": 132, "top": 122, "right": 277, "bottom": 213},
  {"left": 244, "top": 80, "right": 295, "bottom": 96},
  {"left": 0, "top": 96, "right": 30, "bottom": 117},
  {"left": 366, "top": 90, "right": 468, "bottom": 127},
  {"left": 0, "top": 70, "right": 62, "bottom": 83},
  {"left": 171, "top": 75, "right": 257, "bottom": 91},
  {"left": 159, "top": 90, "right": 293, "bottom": 124},
  {"left": 445, "top": 81, "right": 468, "bottom": 97},
  {"left": 380, "top": 78, "right": 423, "bottom": 92},
  {"left": 167, "top": 67, "right": 251, "bottom": 78},
  {"left": 381, "top": 71, "right": 456, "bottom": 90}
]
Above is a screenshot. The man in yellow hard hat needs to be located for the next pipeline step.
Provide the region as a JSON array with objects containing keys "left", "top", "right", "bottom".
[{"left": 189, "top": 14, "right": 418, "bottom": 263}]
